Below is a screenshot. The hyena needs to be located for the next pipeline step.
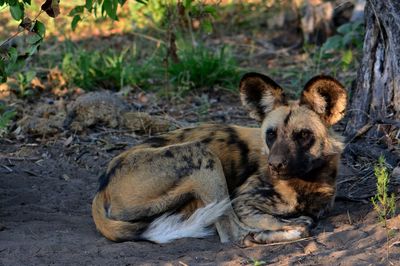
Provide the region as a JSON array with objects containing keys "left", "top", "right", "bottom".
[{"left": 91, "top": 72, "right": 347, "bottom": 246}]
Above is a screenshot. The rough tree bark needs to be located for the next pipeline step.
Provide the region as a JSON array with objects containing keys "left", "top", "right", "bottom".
[{"left": 345, "top": 1, "right": 400, "bottom": 141}]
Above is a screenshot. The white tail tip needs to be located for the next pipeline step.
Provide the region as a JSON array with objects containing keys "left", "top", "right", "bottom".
[{"left": 141, "top": 199, "right": 231, "bottom": 243}]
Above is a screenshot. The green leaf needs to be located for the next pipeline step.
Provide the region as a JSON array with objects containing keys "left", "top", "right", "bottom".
[
  {"left": 8, "top": 0, "right": 17, "bottom": 6},
  {"left": 27, "top": 33, "right": 42, "bottom": 44},
  {"left": 204, "top": 5, "right": 217, "bottom": 17},
  {"left": 85, "top": 0, "right": 93, "bottom": 10},
  {"left": 71, "top": 15, "right": 81, "bottom": 31},
  {"left": 102, "top": 0, "right": 118, "bottom": 20},
  {"left": 23, "top": 0, "right": 31, "bottom": 4},
  {"left": 5, "top": 52, "right": 27, "bottom": 74},
  {"left": 0, "top": 109, "right": 16, "bottom": 130},
  {"left": 69, "top": 5, "right": 84, "bottom": 16},
  {"left": 8, "top": 47, "right": 18, "bottom": 63},
  {"left": 25, "top": 70, "right": 36, "bottom": 83},
  {"left": 183, "top": 0, "right": 192, "bottom": 8},
  {"left": 202, "top": 20, "right": 213, "bottom": 34},
  {"left": 118, "top": 0, "right": 126, "bottom": 5},
  {"left": 321, "top": 35, "right": 342, "bottom": 51},
  {"left": 0, "top": 59, "right": 6, "bottom": 83},
  {"left": 134, "top": 0, "right": 147, "bottom": 4},
  {"left": 28, "top": 43, "right": 40, "bottom": 55},
  {"left": 341, "top": 50, "right": 353, "bottom": 65},
  {"left": 342, "top": 32, "right": 355, "bottom": 46},
  {"left": 32, "top": 20, "right": 46, "bottom": 38},
  {"left": 337, "top": 22, "right": 352, "bottom": 35},
  {"left": 0, "top": 0, "right": 5, "bottom": 6},
  {"left": 10, "top": 2, "right": 24, "bottom": 21}
]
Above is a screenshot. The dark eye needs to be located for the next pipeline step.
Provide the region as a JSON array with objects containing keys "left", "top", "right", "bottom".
[
  {"left": 265, "top": 128, "right": 277, "bottom": 145},
  {"left": 293, "top": 129, "right": 314, "bottom": 145},
  {"left": 300, "top": 130, "right": 310, "bottom": 139}
]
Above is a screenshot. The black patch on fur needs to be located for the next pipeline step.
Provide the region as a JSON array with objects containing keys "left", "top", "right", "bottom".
[
  {"left": 293, "top": 129, "right": 315, "bottom": 150},
  {"left": 164, "top": 150, "right": 174, "bottom": 158},
  {"left": 286, "top": 130, "right": 316, "bottom": 175},
  {"left": 98, "top": 157, "right": 123, "bottom": 192},
  {"left": 128, "top": 193, "right": 194, "bottom": 223},
  {"left": 240, "top": 73, "right": 285, "bottom": 120},
  {"left": 255, "top": 187, "right": 279, "bottom": 199},
  {"left": 201, "top": 137, "right": 213, "bottom": 144},
  {"left": 284, "top": 110, "right": 292, "bottom": 125},
  {"left": 177, "top": 133, "right": 185, "bottom": 141},
  {"left": 224, "top": 127, "right": 259, "bottom": 192},
  {"left": 205, "top": 159, "right": 215, "bottom": 170},
  {"left": 294, "top": 180, "right": 333, "bottom": 217},
  {"left": 143, "top": 136, "right": 168, "bottom": 148},
  {"left": 265, "top": 128, "right": 277, "bottom": 147},
  {"left": 174, "top": 154, "right": 202, "bottom": 178}
]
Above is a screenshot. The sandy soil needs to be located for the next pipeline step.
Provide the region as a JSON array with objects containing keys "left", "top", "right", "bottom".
[{"left": 1, "top": 93, "right": 399, "bottom": 266}]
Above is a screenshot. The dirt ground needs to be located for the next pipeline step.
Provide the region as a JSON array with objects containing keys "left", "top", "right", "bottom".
[{"left": 1, "top": 91, "right": 399, "bottom": 266}]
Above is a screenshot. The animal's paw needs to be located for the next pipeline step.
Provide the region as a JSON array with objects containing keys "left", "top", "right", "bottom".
[
  {"left": 240, "top": 227, "right": 309, "bottom": 247},
  {"left": 283, "top": 215, "right": 315, "bottom": 228}
]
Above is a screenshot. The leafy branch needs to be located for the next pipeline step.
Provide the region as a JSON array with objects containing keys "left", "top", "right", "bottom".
[{"left": 0, "top": 0, "right": 148, "bottom": 83}]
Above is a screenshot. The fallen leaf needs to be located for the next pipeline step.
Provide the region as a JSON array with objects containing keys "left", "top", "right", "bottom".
[{"left": 64, "top": 135, "right": 73, "bottom": 146}]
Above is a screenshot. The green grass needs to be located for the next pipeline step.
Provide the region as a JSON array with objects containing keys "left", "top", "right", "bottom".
[
  {"left": 167, "top": 45, "right": 240, "bottom": 93},
  {"left": 371, "top": 155, "right": 397, "bottom": 263},
  {"left": 0, "top": 103, "right": 16, "bottom": 137},
  {"left": 58, "top": 41, "right": 241, "bottom": 95},
  {"left": 371, "top": 156, "right": 396, "bottom": 224},
  {"left": 61, "top": 46, "right": 156, "bottom": 91}
]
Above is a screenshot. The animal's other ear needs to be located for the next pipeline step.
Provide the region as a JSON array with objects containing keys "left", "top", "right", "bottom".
[
  {"left": 300, "top": 75, "right": 347, "bottom": 125},
  {"left": 239, "top": 72, "right": 287, "bottom": 122}
]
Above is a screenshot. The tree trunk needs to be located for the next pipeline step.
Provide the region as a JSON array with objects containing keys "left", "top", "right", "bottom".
[{"left": 345, "top": 1, "right": 400, "bottom": 142}]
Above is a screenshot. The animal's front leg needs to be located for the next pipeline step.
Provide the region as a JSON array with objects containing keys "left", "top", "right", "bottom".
[
  {"left": 233, "top": 176, "right": 314, "bottom": 246},
  {"left": 240, "top": 215, "right": 314, "bottom": 247}
]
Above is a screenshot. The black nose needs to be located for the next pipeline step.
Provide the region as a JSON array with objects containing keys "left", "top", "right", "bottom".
[{"left": 268, "top": 155, "right": 288, "bottom": 172}]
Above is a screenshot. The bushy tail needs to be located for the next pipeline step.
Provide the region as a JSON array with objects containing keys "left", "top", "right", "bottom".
[{"left": 141, "top": 199, "right": 231, "bottom": 243}]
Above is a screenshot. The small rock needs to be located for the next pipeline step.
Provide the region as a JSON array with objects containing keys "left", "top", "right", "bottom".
[
  {"left": 17, "top": 114, "right": 64, "bottom": 136},
  {"left": 123, "top": 112, "right": 179, "bottom": 134},
  {"left": 64, "top": 91, "right": 128, "bottom": 131},
  {"left": 16, "top": 101, "right": 66, "bottom": 136}
]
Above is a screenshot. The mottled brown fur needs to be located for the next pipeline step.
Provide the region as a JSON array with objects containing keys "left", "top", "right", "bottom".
[{"left": 92, "top": 72, "right": 347, "bottom": 245}]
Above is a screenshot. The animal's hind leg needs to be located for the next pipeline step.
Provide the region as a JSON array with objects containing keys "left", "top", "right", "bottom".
[
  {"left": 183, "top": 145, "right": 247, "bottom": 242},
  {"left": 107, "top": 141, "right": 244, "bottom": 242},
  {"left": 108, "top": 180, "right": 194, "bottom": 222}
]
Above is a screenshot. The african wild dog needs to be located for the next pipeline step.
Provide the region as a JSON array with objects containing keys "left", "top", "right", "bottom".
[{"left": 92, "top": 72, "right": 347, "bottom": 246}]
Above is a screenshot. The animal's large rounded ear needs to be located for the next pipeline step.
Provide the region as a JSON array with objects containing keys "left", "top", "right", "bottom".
[
  {"left": 239, "top": 72, "right": 287, "bottom": 122},
  {"left": 300, "top": 75, "right": 347, "bottom": 125}
]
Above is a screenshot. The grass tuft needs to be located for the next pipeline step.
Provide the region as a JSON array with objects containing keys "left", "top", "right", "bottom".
[
  {"left": 61, "top": 47, "right": 155, "bottom": 91},
  {"left": 0, "top": 103, "right": 16, "bottom": 137},
  {"left": 371, "top": 155, "right": 396, "bottom": 224},
  {"left": 167, "top": 45, "right": 240, "bottom": 94}
]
